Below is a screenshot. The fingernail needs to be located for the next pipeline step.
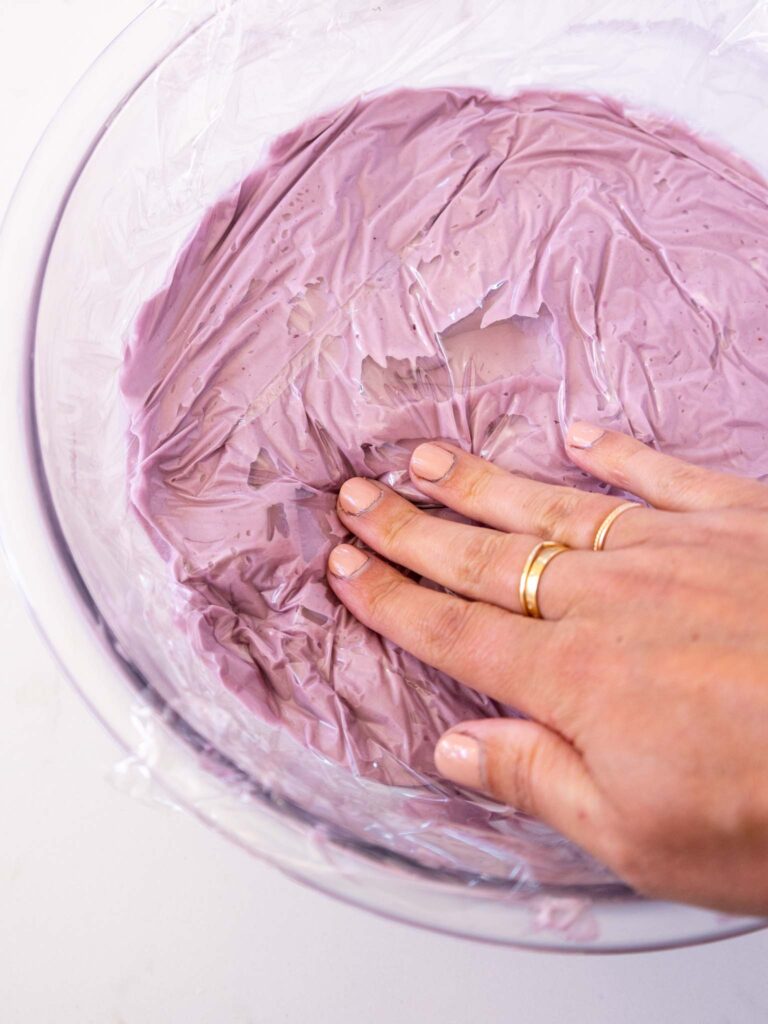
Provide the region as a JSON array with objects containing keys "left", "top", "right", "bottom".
[
  {"left": 328, "top": 544, "right": 370, "bottom": 579},
  {"left": 567, "top": 421, "right": 605, "bottom": 450},
  {"left": 411, "top": 443, "right": 456, "bottom": 482},
  {"left": 338, "top": 478, "right": 382, "bottom": 515},
  {"left": 434, "top": 730, "right": 485, "bottom": 790}
]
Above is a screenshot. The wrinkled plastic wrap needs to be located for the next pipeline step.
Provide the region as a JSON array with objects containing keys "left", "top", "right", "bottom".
[{"left": 35, "top": 0, "right": 768, "bottom": 919}]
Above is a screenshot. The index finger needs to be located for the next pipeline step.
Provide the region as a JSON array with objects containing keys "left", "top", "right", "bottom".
[{"left": 327, "top": 544, "right": 577, "bottom": 731}]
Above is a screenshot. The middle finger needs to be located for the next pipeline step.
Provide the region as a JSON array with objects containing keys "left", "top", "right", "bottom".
[{"left": 337, "top": 477, "right": 596, "bottom": 619}]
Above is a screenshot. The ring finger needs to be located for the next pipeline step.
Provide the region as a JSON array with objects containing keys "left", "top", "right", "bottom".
[{"left": 337, "top": 478, "right": 596, "bottom": 619}]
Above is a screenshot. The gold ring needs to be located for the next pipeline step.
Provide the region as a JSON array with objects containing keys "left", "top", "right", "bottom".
[
  {"left": 519, "top": 541, "right": 570, "bottom": 619},
  {"left": 593, "top": 501, "right": 641, "bottom": 551}
]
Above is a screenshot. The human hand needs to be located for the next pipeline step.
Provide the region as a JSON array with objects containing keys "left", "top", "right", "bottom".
[{"left": 327, "top": 424, "right": 768, "bottom": 914}]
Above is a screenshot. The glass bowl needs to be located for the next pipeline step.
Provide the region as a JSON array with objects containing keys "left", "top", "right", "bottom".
[{"left": 1, "top": 0, "right": 766, "bottom": 951}]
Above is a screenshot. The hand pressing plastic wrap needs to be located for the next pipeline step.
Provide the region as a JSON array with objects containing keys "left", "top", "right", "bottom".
[{"left": 30, "top": 0, "right": 768, "bottom": 921}]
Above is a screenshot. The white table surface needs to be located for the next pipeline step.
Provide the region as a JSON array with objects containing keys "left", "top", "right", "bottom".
[{"left": 1, "top": 2, "right": 767, "bottom": 1021}]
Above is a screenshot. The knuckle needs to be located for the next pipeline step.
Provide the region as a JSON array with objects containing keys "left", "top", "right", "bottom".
[
  {"left": 378, "top": 506, "right": 422, "bottom": 553},
  {"left": 491, "top": 741, "right": 541, "bottom": 815},
  {"left": 660, "top": 465, "right": 702, "bottom": 504},
  {"left": 523, "top": 490, "right": 581, "bottom": 540},
  {"left": 454, "top": 463, "right": 493, "bottom": 507},
  {"left": 600, "top": 441, "right": 650, "bottom": 494},
  {"left": 417, "top": 598, "right": 478, "bottom": 663},
  {"left": 455, "top": 530, "right": 505, "bottom": 590},
  {"left": 365, "top": 573, "right": 407, "bottom": 623}
]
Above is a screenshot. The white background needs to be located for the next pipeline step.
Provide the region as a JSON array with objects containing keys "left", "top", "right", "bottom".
[{"left": 1, "top": 2, "right": 768, "bottom": 1021}]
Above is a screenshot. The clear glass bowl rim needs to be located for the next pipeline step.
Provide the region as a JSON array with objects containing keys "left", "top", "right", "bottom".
[{"left": 0, "top": 0, "right": 765, "bottom": 953}]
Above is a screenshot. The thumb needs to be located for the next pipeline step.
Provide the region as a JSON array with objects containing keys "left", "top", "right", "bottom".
[{"left": 434, "top": 718, "right": 604, "bottom": 852}]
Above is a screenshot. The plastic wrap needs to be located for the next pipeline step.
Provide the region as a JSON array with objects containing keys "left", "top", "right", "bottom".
[{"left": 18, "top": 0, "right": 768, "bottom": 945}]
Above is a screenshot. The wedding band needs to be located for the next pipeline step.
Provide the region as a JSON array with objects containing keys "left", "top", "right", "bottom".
[
  {"left": 593, "top": 501, "right": 641, "bottom": 551},
  {"left": 519, "top": 541, "right": 570, "bottom": 619}
]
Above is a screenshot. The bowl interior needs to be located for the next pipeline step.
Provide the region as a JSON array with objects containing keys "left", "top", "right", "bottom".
[{"left": 21, "top": 0, "right": 768, "bottom": 947}]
